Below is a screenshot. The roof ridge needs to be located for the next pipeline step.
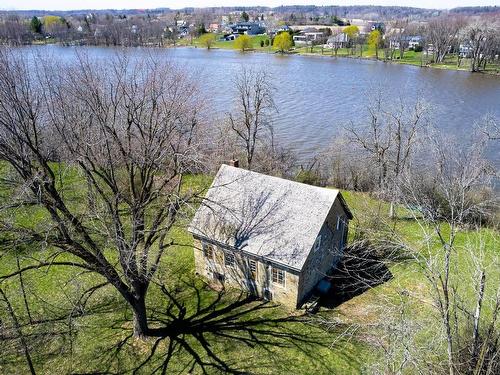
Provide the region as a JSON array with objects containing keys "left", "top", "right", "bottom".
[{"left": 220, "top": 164, "right": 339, "bottom": 195}]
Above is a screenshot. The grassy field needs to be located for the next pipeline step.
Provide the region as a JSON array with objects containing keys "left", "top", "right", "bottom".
[
  {"left": 179, "top": 34, "right": 272, "bottom": 52},
  {"left": 0, "top": 168, "right": 498, "bottom": 374}
]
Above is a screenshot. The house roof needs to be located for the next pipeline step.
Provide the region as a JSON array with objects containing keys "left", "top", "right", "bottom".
[{"left": 188, "top": 165, "right": 351, "bottom": 271}]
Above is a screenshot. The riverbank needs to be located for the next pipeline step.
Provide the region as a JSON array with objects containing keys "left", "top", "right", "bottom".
[{"left": 179, "top": 35, "right": 500, "bottom": 76}]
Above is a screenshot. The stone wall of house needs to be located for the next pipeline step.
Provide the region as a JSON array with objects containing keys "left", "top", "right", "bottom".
[
  {"left": 297, "top": 197, "right": 349, "bottom": 306},
  {"left": 193, "top": 237, "right": 300, "bottom": 309}
]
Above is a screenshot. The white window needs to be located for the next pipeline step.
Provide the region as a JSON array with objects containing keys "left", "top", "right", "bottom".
[
  {"left": 203, "top": 243, "right": 214, "bottom": 259},
  {"left": 249, "top": 259, "right": 257, "bottom": 279},
  {"left": 336, "top": 216, "right": 341, "bottom": 230},
  {"left": 272, "top": 267, "right": 285, "bottom": 287},
  {"left": 224, "top": 252, "right": 235, "bottom": 267}
]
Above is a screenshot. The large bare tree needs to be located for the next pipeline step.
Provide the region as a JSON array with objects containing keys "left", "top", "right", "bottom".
[
  {"left": 0, "top": 49, "right": 320, "bottom": 374},
  {"left": 227, "top": 67, "right": 276, "bottom": 170},
  {"left": 0, "top": 49, "right": 204, "bottom": 338}
]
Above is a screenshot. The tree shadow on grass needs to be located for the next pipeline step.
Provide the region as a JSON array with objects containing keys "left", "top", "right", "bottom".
[
  {"left": 319, "top": 241, "right": 394, "bottom": 309},
  {"left": 93, "top": 280, "right": 358, "bottom": 375}
]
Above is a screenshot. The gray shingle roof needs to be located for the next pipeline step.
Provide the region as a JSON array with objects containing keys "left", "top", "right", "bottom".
[{"left": 188, "top": 165, "right": 346, "bottom": 271}]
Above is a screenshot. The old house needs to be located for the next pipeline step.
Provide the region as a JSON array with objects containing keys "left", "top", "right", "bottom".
[{"left": 188, "top": 164, "right": 352, "bottom": 309}]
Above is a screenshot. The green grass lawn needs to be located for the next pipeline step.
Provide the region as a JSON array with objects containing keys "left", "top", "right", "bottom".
[
  {"left": 179, "top": 33, "right": 273, "bottom": 53},
  {"left": 0, "top": 169, "right": 498, "bottom": 374}
]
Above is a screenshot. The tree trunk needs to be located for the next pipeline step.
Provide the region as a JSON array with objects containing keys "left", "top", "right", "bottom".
[
  {"left": 17, "top": 257, "right": 33, "bottom": 324},
  {"left": 389, "top": 201, "right": 396, "bottom": 219},
  {"left": 0, "top": 288, "right": 36, "bottom": 375},
  {"left": 471, "top": 271, "right": 486, "bottom": 369},
  {"left": 132, "top": 296, "right": 149, "bottom": 338}
]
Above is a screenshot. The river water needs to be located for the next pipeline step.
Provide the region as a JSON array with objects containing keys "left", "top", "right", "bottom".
[{"left": 17, "top": 45, "right": 500, "bottom": 162}]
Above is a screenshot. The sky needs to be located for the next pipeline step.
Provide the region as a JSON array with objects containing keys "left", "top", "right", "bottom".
[{"left": 1, "top": 0, "right": 499, "bottom": 11}]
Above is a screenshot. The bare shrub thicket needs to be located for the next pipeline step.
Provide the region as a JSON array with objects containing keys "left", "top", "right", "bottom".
[
  {"left": 389, "top": 132, "right": 499, "bottom": 375},
  {"left": 321, "top": 93, "right": 431, "bottom": 218}
]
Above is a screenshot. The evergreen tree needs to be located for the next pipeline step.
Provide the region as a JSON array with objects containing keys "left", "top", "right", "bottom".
[{"left": 30, "top": 16, "right": 42, "bottom": 34}]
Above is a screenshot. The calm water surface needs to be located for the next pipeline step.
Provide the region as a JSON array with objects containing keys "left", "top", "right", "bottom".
[{"left": 21, "top": 45, "right": 500, "bottom": 162}]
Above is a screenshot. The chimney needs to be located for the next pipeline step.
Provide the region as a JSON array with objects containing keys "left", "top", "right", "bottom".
[{"left": 229, "top": 159, "right": 239, "bottom": 168}]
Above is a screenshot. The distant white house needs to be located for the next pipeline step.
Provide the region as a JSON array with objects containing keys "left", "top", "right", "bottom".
[
  {"left": 292, "top": 28, "right": 326, "bottom": 45},
  {"left": 459, "top": 42, "right": 473, "bottom": 58},
  {"left": 327, "top": 33, "right": 349, "bottom": 48},
  {"left": 408, "top": 36, "right": 422, "bottom": 49},
  {"left": 389, "top": 35, "right": 423, "bottom": 50}
]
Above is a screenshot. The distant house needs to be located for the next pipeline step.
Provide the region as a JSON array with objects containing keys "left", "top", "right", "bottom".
[
  {"left": 231, "top": 22, "right": 265, "bottom": 35},
  {"left": 292, "top": 28, "right": 326, "bottom": 45},
  {"left": 188, "top": 164, "right": 353, "bottom": 309},
  {"left": 223, "top": 34, "right": 239, "bottom": 41},
  {"left": 389, "top": 35, "right": 422, "bottom": 50},
  {"left": 277, "top": 25, "right": 291, "bottom": 33},
  {"left": 459, "top": 42, "right": 473, "bottom": 58},
  {"left": 408, "top": 36, "right": 422, "bottom": 49},
  {"left": 327, "top": 33, "right": 349, "bottom": 48},
  {"left": 208, "top": 23, "right": 220, "bottom": 33},
  {"left": 370, "top": 22, "right": 385, "bottom": 33}
]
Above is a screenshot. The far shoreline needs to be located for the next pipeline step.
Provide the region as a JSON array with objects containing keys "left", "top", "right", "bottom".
[{"left": 177, "top": 44, "right": 500, "bottom": 76}]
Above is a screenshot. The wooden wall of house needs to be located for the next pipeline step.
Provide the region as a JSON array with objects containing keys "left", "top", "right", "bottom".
[
  {"left": 297, "top": 197, "right": 349, "bottom": 306},
  {"left": 193, "top": 237, "right": 300, "bottom": 309}
]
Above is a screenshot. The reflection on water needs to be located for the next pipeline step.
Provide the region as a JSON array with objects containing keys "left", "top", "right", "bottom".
[{"left": 16, "top": 45, "right": 500, "bottom": 162}]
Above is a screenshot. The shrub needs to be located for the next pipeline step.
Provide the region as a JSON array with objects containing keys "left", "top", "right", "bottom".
[
  {"left": 234, "top": 35, "right": 252, "bottom": 51},
  {"left": 295, "top": 169, "right": 322, "bottom": 186}
]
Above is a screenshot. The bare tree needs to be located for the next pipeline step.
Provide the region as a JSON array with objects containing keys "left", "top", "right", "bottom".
[
  {"left": 227, "top": 67, "right": 276, "bottom": 170},
  {"left": 426, "top": 16, "right": 466, "bottom": 63},
  {"left": 0, "top": 49, "right": 327, "bottom": 374},
  {"left": 460, "top": 19, "right": 500, "bottom": 72},
  {"left": 479, "top": 114, "right": 500, "bottom": 141},
  {"left": 0, "top": 14, "right": 32, "bottom": 46},
  {"left": 0, "top": 49, "right": 205, "bottom": 338},
  {"left": 345, "top": 92, "right": 430, "bottom": 217},
  {"left": 329, "top": 29, "right": 343, "bottom": 57},
  {"left": 386, "top": 19, "right": 410, "bottom": 60}
]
